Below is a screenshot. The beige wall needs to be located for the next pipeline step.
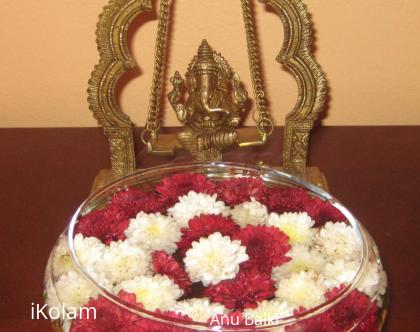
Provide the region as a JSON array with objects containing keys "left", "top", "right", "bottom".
[{"left": 1, "top": 0, "right": 419, "bottom": 128}]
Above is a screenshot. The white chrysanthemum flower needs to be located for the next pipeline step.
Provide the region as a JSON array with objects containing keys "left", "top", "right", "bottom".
[
  {"left": 52, "top": 234, "right": 105, "bottom": 278},
  {"left": 272, "top": 245, "right": 326, "bottom": 281},
  {"left": 116, "top": 274, "right": 183, "bottom": 311},
  {"left": 267, "top": 212, "right": 315, "bottom": 246},
  {"left": 321, "top": 259, "right": 360, "bottom": 289},
  {"left": 52, "top": 236, "right": 75, "bottom": 277},
  {"left": 172, "top": 298, "right": 228, "bottom": 322},
  {"left": 358, "top": 261, "right": 387, "bottom": 300},
  {"left": 55, "top": 270, "right": 111, "bottom": 309},
  {"left": 44, "top": 277, "right": 62, "bottom": 312},
  {"left": 322, "top": 258, "right": 387, "bottom": 304},
  {"left": 45, "top": 277, "right": 73, "bottom": 329},
  {"left": 74, "top": 234, "right": 106, "bottom": 268},
  {"left": 95, "top": 240, "right": 151, "bottom": 283},
  {"left": 167, "top": 191, "right": 229, "bottom": 227},
  {"left": 275, "top": 271, "right": 326, "bottom": 309},
  {"left": 315, "top": 222, "right": 361, "bottom": 261},
  {"left": 230, "top": 198, "right": 268, "bottom": 228},
  {"left": 184, "top": 232, "right": 249, "bottom": 286},
  {"left": 244, "top": 300, "right": 293, "bottom": 323},
  {"left": 125, "top": 212, "right": 181, "bottom": 254}
]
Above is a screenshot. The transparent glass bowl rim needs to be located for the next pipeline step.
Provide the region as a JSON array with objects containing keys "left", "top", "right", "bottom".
[{"left": 66, "top": 162, "right": 370, "bottom": 331}]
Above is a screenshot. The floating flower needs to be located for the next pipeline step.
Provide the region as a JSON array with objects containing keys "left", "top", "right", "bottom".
[
  {"left": 357, "top": 261, "right": 387, "bottom": 301},
  {"left": 55, "top": 270, "right": 111, "bottom": 309},
  {"left": 75, "top": 208, "right": 129, "bottom": 245},
  {"left": 44, "top": 277, "right": 63, "bottom": 316},
  {"left": 244, "top": 299, "right": 294, "bottom": 323},
  {"left": 272, "top": 245, "right": 325, "bottom": 281},
  {"left": 264, "top": 189, "right": 346, "bottom": 227},
  {"left": 216, "top": 177, "right": 266, "bottom": 205},
  {"left": 156, "top": 173, "right": 216, "bottom": 204},
  {"left": 275, "top": 271, "right": 326, "bottom": 309},
  {"left": 152, "top": 251, "right": 192, "bottom": 293},
  {"left": 204, "top": 268, "right": 275, "bottom": 310},
  {"left": 95, "top": 240, "right": 151, "bottom": 284},
  {"left": 52, "top": 236, "right": 76, "bottom": 277},
  {"left": 325, "top": 287, "right": 378, "bottom": 331},
  {"left": 233, "top": 225, "right": 291, "bottom": 275},
  {"left": 109, "top": 188, "right": 148, "bottom": 217},
  {"left": 305, "top": 197, "right": 346, "bottom": 227},
  {"left": 321, "top": 259, "right": 360, "bottom": 289},
  {"left": 329, "top": 261, "right": 386, "bottom": 310},
  {"left": 168, "top": 192, "right": 229, "bottom": 227},
  {"left": 263, "top": 187, "right": 310, "bottom": 214},
  {"left": 352, "top": 305, "right": 379, "bottom": 332},
  {"left": 267, "top": 212, "right": 315, "bottom": 246},
  {"left": 177, "top": 214, "right": 239, "bottom": 255},
  {"left": 116, "top": 275, "right": 183, "bottom": 311},
  {"left": 128, "top": 310, "right": 193, "bottom": 332},
  {"left": 172, "top": 298, "right": 228, "bottom": 322},
  {"left": 110, "top": 188, "right": 171, "bottom": 214},
  {"left": 315, "top": 222, "right": 361, "bottom": 262},
  {"left": 230, "top": 198, "right": 269, "bottom": 228},
  {"left": 125, "top": 212, "right": 181, "bottom": 254},
  {"left": 70, "top": 291, "right": 142, "bottom": 332},
  {"left": 73, "top": 234, "right": 106, "bottom": 269},
  {"left": 285, "top": 308, "right": 337, "bottom": 332},
  {"left": 184, "top": 232, "right": 248, "bottom": 286}
]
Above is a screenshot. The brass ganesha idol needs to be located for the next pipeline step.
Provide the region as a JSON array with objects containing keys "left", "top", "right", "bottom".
[{"left": 168, "top": 40, "right": 248, "bottom": 161}]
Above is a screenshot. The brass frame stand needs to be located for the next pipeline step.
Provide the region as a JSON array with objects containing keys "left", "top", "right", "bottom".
[{"left": 88, "top": 0, "right": 327, "bottom": 192}]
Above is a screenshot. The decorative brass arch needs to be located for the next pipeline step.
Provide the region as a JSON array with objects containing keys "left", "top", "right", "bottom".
[
  {"left": 88, "top": 0, "right": 326, "bottom": 179},
  {"left": 88, "top": 0, "right": 153, "bottom": 177},
  {"left": 264, "top": 0, "right": 327, "bottom": 176}
]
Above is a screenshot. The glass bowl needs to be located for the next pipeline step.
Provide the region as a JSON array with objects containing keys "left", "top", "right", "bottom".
[{"left": 44, "top": 162, "right": 388, "bottom": 331}]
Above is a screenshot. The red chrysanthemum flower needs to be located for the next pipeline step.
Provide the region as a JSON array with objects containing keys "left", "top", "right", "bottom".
[
  {"left": 110, "top": 188, "right": 149, "bottom": 216},
  {"left": 120, "top": 309, "right": 193, "bottom": 332},
  {"left": 75, "top": 209, "right": 129, "bottom": 245},
  {"left": 152, "top": 251, "right": 192, "bottom": 293},
  {"left": 263, "top": 187, "right": 311, "bottom": 214},
  {"left": 352, "top": 307, "right": 379, "bottom": 332},
  {"left": 204, "top": 268, "right": 275, "bottom": 310},
  {"left": 305, "top": 197, "right": 346, "bottom": 227},
  {"left": 157, "top": 310, "right": 193, "bottom": 322},
  {"left": 325, "top": 286, "right": 378, "bottom": 331},
  {"left": 156, "top": 173, "right": 216, "bottom": 204},
  {"left": 215, "top": 177, "right": 266, "bottom": 206},
  {"left": 70, "top": 291, "right": 142, "bottom": 332},
  {"left": 263, "top": 187, "right": 346, "bottom": 227},
  {"left": 285, "top": 307, "right": 337, "bottom": 332},
  {"left": 232, "top": 225, "right": 291, "bottom": 275},
  {"left": 110, "top": 188, "right": 170, "bottom": 216},
  {"left": 75, "top": 188, "right": 174, "bottom": 244},
  {"left": 177, "top": 214, "right": 240, "bottom": 255},
  {"left": 123, "top": 310, "right": 193, "bottom": 332}
]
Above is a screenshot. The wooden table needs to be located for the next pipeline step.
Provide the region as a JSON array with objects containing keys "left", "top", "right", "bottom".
[{"left": 0, "top": 127, "right": 419, "bottom": 331}]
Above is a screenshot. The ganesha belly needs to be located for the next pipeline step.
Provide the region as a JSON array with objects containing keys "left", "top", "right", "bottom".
[{"left": 168, "top": 39, "right": 248, "bottom": 161}]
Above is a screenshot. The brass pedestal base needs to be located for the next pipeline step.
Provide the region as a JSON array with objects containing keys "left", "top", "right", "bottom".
[{"left": 91, "top": 166, "right": 328, "bottom": 194}]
